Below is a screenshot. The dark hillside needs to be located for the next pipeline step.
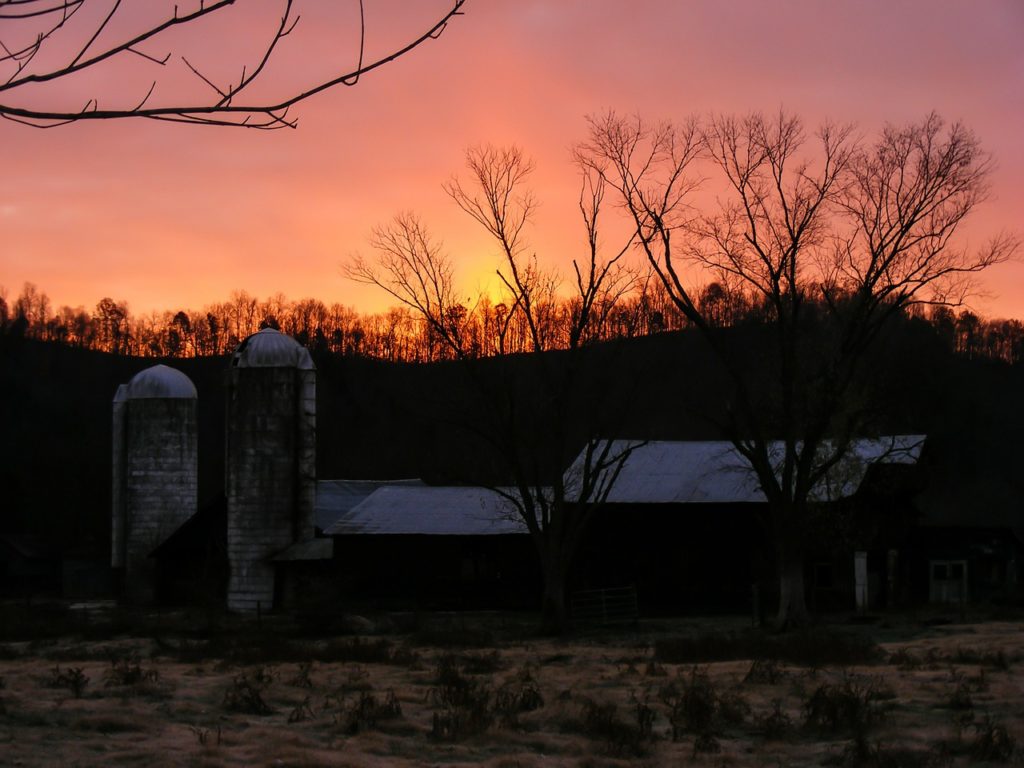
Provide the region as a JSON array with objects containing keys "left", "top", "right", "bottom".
[
  {"left": 915, "top": 355, "right": 1024, "bottom": 530},
  {"left": 0, "top": 336, "right": 227, "bottom": 550},
  {"left": 313, "top": 331, "right": 732, "bottom": 483}
]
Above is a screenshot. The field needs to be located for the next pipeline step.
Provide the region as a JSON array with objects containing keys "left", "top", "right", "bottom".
[{"left": 0, "top": 605, "right": 1022, "bottom": 767}]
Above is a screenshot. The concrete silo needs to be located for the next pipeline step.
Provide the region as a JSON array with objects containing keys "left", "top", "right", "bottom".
[
  {"left": 112, "top": 364, "right": 198, "bottom": 604},
  {"left": 225, "top": 328, "right": 316, "bottom": 613}
]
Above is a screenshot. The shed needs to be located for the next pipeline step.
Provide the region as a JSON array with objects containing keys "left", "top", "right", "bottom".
[{"left": 318, "top": 483, "right": 535, "bottom": 610}]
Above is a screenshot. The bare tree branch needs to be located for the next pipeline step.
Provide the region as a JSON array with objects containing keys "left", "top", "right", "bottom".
[
  {"left": 0, "top": 0, "right": 467, "bottom": 129},
  {"left": 344, "top": 212, "right": 468, "bottom": 358}
]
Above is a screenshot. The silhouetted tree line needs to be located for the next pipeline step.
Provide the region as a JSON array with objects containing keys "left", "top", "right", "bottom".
[{"left": 1, "top": 280, "right": 1022, "bottom": 364}]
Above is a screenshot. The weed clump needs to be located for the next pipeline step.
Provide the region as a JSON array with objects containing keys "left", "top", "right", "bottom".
[
  {"left": 339, "top": 689, "right": 402, "bottom": 734},
  {"left": 428, "top": 654, "right": 493, "bottom": 741},
  {"left": 288, "top": 661, "right": 314, "bottom": 689},
  {"left": 970, "top": 714, "right": 1016, "bottom": 762},
  {"left": 832, "top": 735, "right": 948, "bottom": 768},
  {"left": 494, "top": 665, "right": 544, "bottom": 726},
  {"left": 287, "top": 696, "right": 316, "bottom": 723},
  {"left": 948, "top": 683, "right": 973, "bottom": 711},
  {"left": 759, "top": 699, "right": 793, "bottom": 741},
  {"left": 660, "top": 667, "right": 717, "bottom": 738},
  {"left": 223, "top": 667, "right": 274, "bottom": 715},
  {"left": 104, "top": 653, "right": 159, "bottom": 688},
  {"left": 718, "top": 689, "right": 753, "bottom": 725},
  {"left": 658, "top": 665, "right": 749, "bottom": 745},
  {"left": 189, "top": 725, "right": 221, "bottom": 746},
  {"left": 744, "top": 657, "right": 786, "bottom": 684},
  {"left": 46, "top": 665, "right": 89, "bottom": 698},
  {"left": 577, "top": 692, "right": 655, "bottom": 757},
  {"left": 889, "top": 647, "right": 924, "bottom": 671},
  {"left": 644, "top": 657, "right": 668, "bottom": 677},
  {"left": 338, "top": 664, "right": 372, "bottom": 693},
  {"left": 803, "top": 674, "right": 893, "bottom": 735}
]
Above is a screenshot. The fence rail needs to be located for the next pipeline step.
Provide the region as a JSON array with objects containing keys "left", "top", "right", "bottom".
[{"left": 570, "top": 585, "right": 638, "bottom": 627}]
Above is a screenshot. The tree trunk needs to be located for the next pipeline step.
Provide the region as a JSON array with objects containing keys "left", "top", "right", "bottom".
[
  {"left": 539, "top": 556, "right": 569, "bottom": 636},
  {"left": 776, "top": 553, "right": 810, "bottom": 629}
]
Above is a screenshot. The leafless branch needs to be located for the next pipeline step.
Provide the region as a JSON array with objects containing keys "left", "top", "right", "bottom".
[
  {"left": 344, "top": 212, "right": 468, "bottom": 357},
  {"left": 0, "top": 0, "right": 468, "bottom": 129}
]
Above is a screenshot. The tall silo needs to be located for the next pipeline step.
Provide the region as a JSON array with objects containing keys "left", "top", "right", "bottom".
[
  {"left": 112, "top": 364, "right": 198, "bottom": 604},
  {"left": 225, "top": 328, "right": 316, "bottom": 613}
]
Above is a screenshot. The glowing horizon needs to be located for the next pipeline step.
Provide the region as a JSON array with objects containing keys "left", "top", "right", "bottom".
[{"left": 2, "top": 1, "right": 1022, "bottom": 320}]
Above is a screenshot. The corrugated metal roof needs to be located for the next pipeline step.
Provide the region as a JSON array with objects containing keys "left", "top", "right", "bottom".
[
  {"left": 568, "top": 436, "right": 925, "bottom": 504},
  {"left": 319, "top": 437, "right": 924, "bottom": 537},
  {"left": 315, "top": 479, "right": 424, "bottom": 532},
  {"left": 324, "top": 485, "right": 529, "bottom": 536}
]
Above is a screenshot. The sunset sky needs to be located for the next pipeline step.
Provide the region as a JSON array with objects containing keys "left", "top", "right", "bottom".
[{"left": 1, "top": 0, "right": 1022, "bottom": 319}]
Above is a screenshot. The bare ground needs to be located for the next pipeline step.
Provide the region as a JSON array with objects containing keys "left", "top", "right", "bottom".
[{"left": 0, "top": 608, "right": 1022, "bottom": 767}]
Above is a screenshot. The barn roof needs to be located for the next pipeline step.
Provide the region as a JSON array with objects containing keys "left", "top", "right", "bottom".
[
  {"left": 323, "top": 485, "right": 529, "bottom": 536},
  {"left": 568, "top": 436, "right": 925, "bottom": 504},
  {"left": 315, "top": 479, "right": 424, "bottom": 532},
  {"left": 319, "top": 438, "right": 924, "bottom": 537}
]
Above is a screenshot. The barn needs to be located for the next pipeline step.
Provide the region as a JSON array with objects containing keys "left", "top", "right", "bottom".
[{"left": 109, "top": 328, "right": 1020, "bottom": 616}]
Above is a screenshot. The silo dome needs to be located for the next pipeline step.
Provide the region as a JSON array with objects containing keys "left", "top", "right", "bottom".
[
  {"left": 231, "top": 328, "right": 314, "bottom": 369},
  {"left": 116, "top": 364, "right": 197, "bottom": 401}
]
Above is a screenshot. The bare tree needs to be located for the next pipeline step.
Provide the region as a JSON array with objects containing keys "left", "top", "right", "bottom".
[
  {"left": 93, "top": 295, "right": 129, "bottom": 353},
  {"left": 347, "top": 144, "right": 642, "bottom": 633},
  {"left": 580, "top": 110, "right": 1016, "bottom": 628},
  {"left": 345, "top": 211, "right": 467, "bottom": 355},
  {"left": 0, "top": 0, "right": 466, "bottom": 128}
]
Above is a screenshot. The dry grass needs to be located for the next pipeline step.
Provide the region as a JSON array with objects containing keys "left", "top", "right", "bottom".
[{"left": 0, "top": 612, "right": 1021, "bottom": 766}]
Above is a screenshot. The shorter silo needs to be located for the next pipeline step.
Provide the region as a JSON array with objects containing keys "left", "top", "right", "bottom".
[{"left": 112, "top": 365, "right": 198, "bottom": 604}]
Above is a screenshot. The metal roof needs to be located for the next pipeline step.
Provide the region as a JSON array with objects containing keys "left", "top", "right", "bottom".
[
  {"left": 324, "top": 485, "right": 529, "bottom": 536},
  {"left": 319, "top": 437, "right": 924, "bottom": 537},
  {"left": 314, "top": 479, "right": 424, "bottom": 532},
  {"left": 114, "top": 364, "right": 197, "bottom": 401},
  {"left": 568, "top": 436, "right": 926, "bottom": 505},
  {"left": 231, "top": 328, "right": 314, "bottom": 370}
]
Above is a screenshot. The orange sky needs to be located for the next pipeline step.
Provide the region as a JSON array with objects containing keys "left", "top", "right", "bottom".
[{"left": 1, "top": 1, "right": 1022, "bottom": 319}]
